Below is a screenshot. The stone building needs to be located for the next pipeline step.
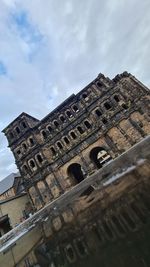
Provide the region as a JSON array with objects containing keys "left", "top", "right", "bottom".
[{"left": 2, "top": 71, "right": 150, "bottom": 211}]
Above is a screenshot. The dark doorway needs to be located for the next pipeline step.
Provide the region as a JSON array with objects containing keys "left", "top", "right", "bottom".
[
  {"left": 67, "top": 163, "right": 85, "bottom": 184},
  {"left": 90, "top": 147, "right": 112, "bottom": 169}
]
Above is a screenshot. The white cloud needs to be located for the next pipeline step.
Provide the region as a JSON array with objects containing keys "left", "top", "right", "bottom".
[{"left": 0, "top": 0, "right": 150, "bottom": 180}]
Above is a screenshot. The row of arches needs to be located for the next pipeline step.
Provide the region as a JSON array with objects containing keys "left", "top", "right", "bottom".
[
  {"left": 23, "top": 153, "right": 44, "bottom": 173},
  {"left": 40, "top": 93, "right": 124, "bottom": 143},
  {"left": 67, "top": 147, "right": 112, "bottom": 184},
  {"left": 15, "top": 136, "right": 35, "bottom": 158}
]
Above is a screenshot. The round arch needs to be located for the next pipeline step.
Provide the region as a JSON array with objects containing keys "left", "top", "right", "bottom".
[
  {"left": 89, "top": 147, "right": 112, "bottom": 169},
  {"left": 67, "top": 163, "right": 85, "bottom": 184}
]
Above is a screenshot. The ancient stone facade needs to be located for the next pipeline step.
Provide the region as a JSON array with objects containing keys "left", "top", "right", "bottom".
[{"left": 2, "top": 72, "right": 150, "bottom": 210}]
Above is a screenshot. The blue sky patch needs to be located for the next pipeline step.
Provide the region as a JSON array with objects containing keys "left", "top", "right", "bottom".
[
  {"left": 10, "top": 10, "right": 44, "bottom": 61},
  {"left": 0, "top": 61, "right": 7, "bottom": 76}
]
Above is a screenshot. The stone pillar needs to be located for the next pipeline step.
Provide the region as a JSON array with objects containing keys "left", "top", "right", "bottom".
[
  {"left": 43, "top": 179, "right": 53, "bottom": 200},
  {"left": 35, "top": 184, "right": 45, "bottom": 207}
]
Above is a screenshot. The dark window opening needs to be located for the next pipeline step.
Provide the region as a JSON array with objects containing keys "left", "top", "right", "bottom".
[
  {"left": 22, "top": 143, "right": 27, "bottom": 150},
  {"left": 73, "top": 105, "right": 79, "bottom": 113},
  {"left": 67, "top": 163, "right": 85, "bottom": 184},
  {"left": 54, "top": 120, "right": 59, "bottom": 127},
  {"left": 29, "top": 160, "right": 36, "bottom": 169},
  {"left": 111, "top": 215, "right": 125, "bottom": 235},
  {"left": 42, "top": 130, "right": 47, "bottom": 140},
  {"left": 114, "top": 95, "right": 120, "bottom": 102},
  {"left": 66, "top": 110, "right": 73, "bottom": 118},
  {"left": 138, "top": 122, "right": 143, "bottom": 128},
  {"left": 17, "top": 150, "right": 21, "bottom": 155},
  {"left": 9, "top": 132, "right": 14, "bottom": 139},
  {"left": 57, "top": 141, "right": 63, "bottom": 150},
  {"left": 102, "top": 118, "right": 108, "bottom": 124},
  {"left": 90, "top": 147, "right": 112, "bottom": 169},
  {"left": 37, "top": 154, "right": 43, "bottom": 164},
  {"left": 22, "top": 121, "right": 27, "bottom": 128},
  {"left": 70, "top": 131, "right": 77, "bottom": 139},
  {"left": 95, "top": 109, "right": 102, "bottom": 117},
  {"left": 29, "top": 138, "right": 34, "bottom": 146},
  {"left": 60, "top": 115, "right": 66, "bottom": 123},
  {"left": 16, "top": 127, "right": 20, "bottom": 134},
  {"left": 82, "top": 93, "right": 88, "bottom": 99},
  {"left": 104, "top": 102, "right": 111, "bottom": 110},
  {"left": 64, "top": 137, "right": 70, "bottom": 144},
  {"left": 47, "top": 126, "right": 52, "bottom": 132},
  {"left": 51, "top": 147, "right": 56, "bottom": 156},
  {"left": 97, "top": 81, "right": 103, "bottom": 87},
  {"left": 77, "top": 126, "right": 85, "bottom": 134},
  {"left": 122, "top": 103, "right": 128, "bottom": 110},
  {"left": 84, "top": 120, "right": 91, "bottom": 129},
  {"left": 121, "top": 210, "right": 136, "bottom": 229}
]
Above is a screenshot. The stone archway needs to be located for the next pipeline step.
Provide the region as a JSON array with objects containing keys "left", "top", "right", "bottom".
[
  {"left": 90, "top": 147, "right": 112, "bottom": 169},
  {"left": 67, "top": 163, "right": 85, "bottom": 184}
]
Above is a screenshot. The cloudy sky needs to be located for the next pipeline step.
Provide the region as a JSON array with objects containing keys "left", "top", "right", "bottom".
[{"left": 0, "top": 0, "right": 150, "bottom": 180}]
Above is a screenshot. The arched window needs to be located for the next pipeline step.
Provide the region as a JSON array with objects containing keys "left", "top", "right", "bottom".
[
  {"left": 54, "top": 120, "right": 59, "bottom": 127},
  {"left": 22, "top": 143, "right": 27, "bottom": 151},
  {"left": 70, "top": 131, "right": 77, "bottom": 139},
  {"left": 66, "top": 110, "right": 73, "bottom": 118},
  {"left": 50, "top": 147, "right": 56, "bottom": 156},
  {"left": 77, "top": 126, "right": 85, "bottom": 134},
  {"left": 82, "top": 93, "right": 88, "bottom": 99},
  {"left": 41, "top": 130, "right": 47, "bottom": 140},
  {"left": 90, "top": 147, "right": 112, "bottom": 169},
  {"left": 97, "top": 81, "right": 103, "bottom": 87},
  {"left": 84, "top": 120, "right": 91, "bottom": 129},
  {"left": 60, "top": 115, "right": 66, "bottom": 123},
  {"left": 104, "top": 101, "right": 111, "bottom": 110},
  {"left": 57, "top": 141, "right": 63, "bottom": 150},
  {"left": 67, "top": 163, "right": 85, "bottom": 184},
  {"left": 72, "top": 105, "right": 79, "bottom": 113},
  {"left": 16, "top": 126, "right": 20, "bottom": 134},
  {"left": 23, "top": 164, "right": 28, "bottom": 174},
  {"left": 29, "top": 137, "right": 34, "bottom": 146},
  {"left": 64, "top": 136, "right": 70, "bottom": 144},
  {"left": 114, "top": 95, "right": 120, "bottom": 102},
  {"left": 95, "top": 109, "right": 102, "bottom": 117},
  {"left": 47, "top": 125, "right": 52, "bottom": 132},
  {"left": 29, "top": 160, "right": 36, "bottom": 170},
  {"left": 36, "top": 154, "right": 43, "bottom": 164},
  {"left": 22, "top": 121, "right": 27, "bottom": 128},
  {"left": 17, "top": 149, "right": 21, "bottom": 156}
]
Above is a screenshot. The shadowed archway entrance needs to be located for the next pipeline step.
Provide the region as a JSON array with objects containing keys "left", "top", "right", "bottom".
[
  {"left": 90, "top": 147, "right": 112, "bottom": 169},
  {"left": 67, "top": 163, "right": 85, "bottom": 184}
]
